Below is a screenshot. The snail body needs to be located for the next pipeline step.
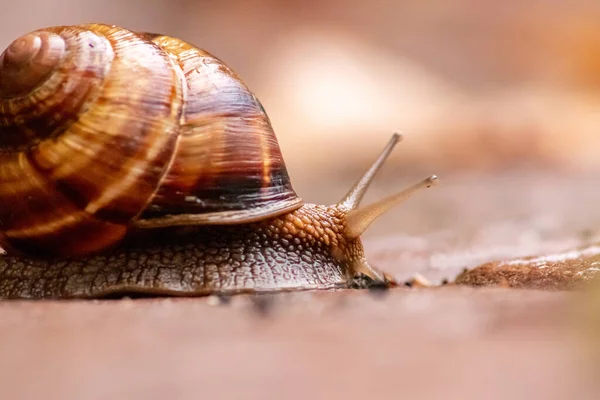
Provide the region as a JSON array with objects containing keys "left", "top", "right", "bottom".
[{"left": 0, "top": 24, "right": 438, "bottom": 299}]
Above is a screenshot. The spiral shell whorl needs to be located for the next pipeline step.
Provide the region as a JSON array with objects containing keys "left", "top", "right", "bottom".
[
  {"left": 0, "top": 32, "right": 65, "bottom": 98},
  {"left": 0, "top": 24, "right": 184, "bottom": 256},
  {"left": 0, "top": 27, "right": 113, "bottom": 149}
]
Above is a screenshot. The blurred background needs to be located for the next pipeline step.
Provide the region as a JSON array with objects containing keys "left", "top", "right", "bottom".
[
  {"left": 1, "top": 4, "right": 600, "bottom": 399},
  {"left": 1, "top": 0, "right": 600, "bottom": 239}
]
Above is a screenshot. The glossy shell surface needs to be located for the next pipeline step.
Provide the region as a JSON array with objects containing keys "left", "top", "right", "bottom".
[{"left": 0, "top": 24, "right": 302, "bottom": 256}]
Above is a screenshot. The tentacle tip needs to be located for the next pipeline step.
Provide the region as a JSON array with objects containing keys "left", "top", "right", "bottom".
[
  {"left": 391, "top": 132, "right": 404, "bottom": 143},
  {"left": 426, "top": 175, "right": 440, "bottom": 187}
]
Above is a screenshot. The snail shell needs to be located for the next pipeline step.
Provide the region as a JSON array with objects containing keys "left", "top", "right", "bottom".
[
  {"left": 0, "top": 23, "right": 302, "bottom": 257},
  {"left": 0, "top": 23, "right": 440, "bottom": 300}
]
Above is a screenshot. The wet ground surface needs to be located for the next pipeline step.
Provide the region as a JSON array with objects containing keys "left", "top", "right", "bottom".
[
  {"left": 0, "top": 287, "right": 586, "bottom": 399},
  {"left": 0, "top": 288, "right": 597, "bottom": 400},
  {"left": 357, "top": 170, "right": 600, "bottom": 286},
  {"left": 1, "top": 170, "right": 600, "bottom": 399}
]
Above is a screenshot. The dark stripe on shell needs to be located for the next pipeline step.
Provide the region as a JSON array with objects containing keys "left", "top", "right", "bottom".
[
  {"left": 138, "top": 34, "right": 302, "bottom": 223},
  {"left": 141, "top": 165, "right": 294, "bottom": 217}
]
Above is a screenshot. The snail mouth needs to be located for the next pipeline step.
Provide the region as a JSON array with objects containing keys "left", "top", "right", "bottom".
[{"left": 347, "top": 256, "right": 386, "bottom": 284}]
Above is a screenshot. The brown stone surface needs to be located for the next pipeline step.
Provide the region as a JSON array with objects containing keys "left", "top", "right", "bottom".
[
  {"left": 0, "top": 287, "right": 597, "bottom": 400},
  {"left": 357, "top": 171, "right": 600, "bottom": 290},
  {"left": 455, "top": 244, "right": 600, "bottom": 289}
]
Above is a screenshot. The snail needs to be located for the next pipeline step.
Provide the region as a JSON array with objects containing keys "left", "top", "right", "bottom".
[{"left": 0, "top": 23, "right": 438, "bottom": 299}]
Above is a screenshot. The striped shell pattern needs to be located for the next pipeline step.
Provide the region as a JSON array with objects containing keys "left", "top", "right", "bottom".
[{"left": 0, "top": 23, "right": 302, "bottom": 257}]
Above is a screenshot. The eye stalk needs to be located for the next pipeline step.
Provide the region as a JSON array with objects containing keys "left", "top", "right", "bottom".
[{"left": 341, "top": 133, "right": 439, "bottom": 239}]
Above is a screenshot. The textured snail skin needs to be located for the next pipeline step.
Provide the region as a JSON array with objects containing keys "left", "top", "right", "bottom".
[
  {"left": 0, "top": 204, "right": 369, "bottom": 299},
  {"left": 0, "top": 24, "right": 422, "bottom": 300}
]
